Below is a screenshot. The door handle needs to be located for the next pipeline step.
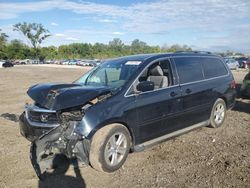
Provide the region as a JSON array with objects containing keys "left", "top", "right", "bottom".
[
  {"left": 185, "top": 88, "right": 192, "bottom": 94},
  {"left": 170, "top": 91, "right": 177, "bottom": 97}
]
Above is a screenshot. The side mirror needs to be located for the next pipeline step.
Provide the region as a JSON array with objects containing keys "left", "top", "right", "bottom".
[{"left": 136, "top": 81, "right": 154, "bottom": 92}]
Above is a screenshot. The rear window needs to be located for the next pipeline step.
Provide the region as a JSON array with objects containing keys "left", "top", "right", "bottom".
[
  {"left": 202, "top": 58, "right": 228, "bottom": 79},
  {"left": 174, "top": 57, "right": 204, "bottom": 84}
]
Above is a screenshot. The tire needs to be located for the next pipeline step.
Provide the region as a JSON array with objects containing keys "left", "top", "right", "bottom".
[
  {"left": 89, "top": 124, "right": 131, "bottom": 172},
  {"left": 209, "top": 98, "right": 227, "bottom": 128}
]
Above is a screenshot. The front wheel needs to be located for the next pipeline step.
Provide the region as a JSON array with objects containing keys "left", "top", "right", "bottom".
[
  {"left": 209, "top": 98, "right": 227, "bottom": 128},
  {"left": 89, "top": 124, "right": 131, "bottom": 172}
]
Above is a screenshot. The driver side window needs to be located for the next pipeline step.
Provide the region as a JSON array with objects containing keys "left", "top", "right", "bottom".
[{"left": 128, "top": 59, "right": 172, "bottom": 95}]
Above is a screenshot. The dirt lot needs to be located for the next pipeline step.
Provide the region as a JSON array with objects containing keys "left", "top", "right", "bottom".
[{"left": 0, "top": 65, "right": 249, "bottom": 188}]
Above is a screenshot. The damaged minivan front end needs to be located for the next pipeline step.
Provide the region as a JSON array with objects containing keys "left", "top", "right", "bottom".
[
  {"left": 20, "top": 57, "right": 147, "bottom": 175},
  {"left": 20, "top": 83, "right": 112, "bottom": 178}
]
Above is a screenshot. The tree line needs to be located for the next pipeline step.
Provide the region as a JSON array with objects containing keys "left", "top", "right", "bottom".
[{"left": 0, "top": 22, "right": 194, "bottom": 61}]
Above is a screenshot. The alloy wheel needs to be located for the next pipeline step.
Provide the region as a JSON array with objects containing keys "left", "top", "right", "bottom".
[
  {"left": 213, "top": 103, "right": 225, "bottom": 125},
  {"left": 104, "top": 132, "right": 128, "bottom": 166}
]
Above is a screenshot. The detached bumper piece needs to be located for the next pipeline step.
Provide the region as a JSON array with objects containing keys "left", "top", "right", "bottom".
[{"left": 30, "top": 121, "right": 90, "bottom": 179}]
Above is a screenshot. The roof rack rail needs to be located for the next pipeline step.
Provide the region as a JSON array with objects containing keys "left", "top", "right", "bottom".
[{"left": 175, "top": 51, "right": 212, "bottom": 54}]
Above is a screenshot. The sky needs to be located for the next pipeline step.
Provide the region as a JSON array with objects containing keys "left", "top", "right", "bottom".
[{"left": 0, "top": 0, "right": 250, "bottom": 53}]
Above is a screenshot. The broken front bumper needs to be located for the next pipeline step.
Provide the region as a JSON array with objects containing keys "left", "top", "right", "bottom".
[
  {"left": 19, "top": 104, "right": 60, "bottom": 142},
  {"left": 19, "top": 104, "right": 92, "bottom": 178},
  {"left": 19, "top": 112, "right": 54, "bottom": 141},
  {"left": 30, "top": 120, "right": 91, "bottom": 179}
]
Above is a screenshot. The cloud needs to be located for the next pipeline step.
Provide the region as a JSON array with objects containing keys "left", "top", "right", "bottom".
[
  {"left": 98, "top": 19, "right": 117, "bottom": 23},
  {"left": 0, "top": 0, "right": 250, "bottom": 51},
  {"left": 112, "top": 32, "right": 124, "bottom": 35},
  {"left": 0, "top": 0, "right": 249, "bottom": 34},
  {"left": 0, "top": 12, "right": 17, "bottom": 19},
  {"left": 54, "top": 33, "right": 65, "bottom": 37},
  {"left": 0, "top": 1, "right": 59, "bottom": 19},
  {"left": 51, "top": 22, "right": 59, "bottom": 26},
  {"left": 196, "top": 28, "right": 250, "bottom": 53},
  {"left": 65, "top": 37, "right": 79, "bottom": 41}
]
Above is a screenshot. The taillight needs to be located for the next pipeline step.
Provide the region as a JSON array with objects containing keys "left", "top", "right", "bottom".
[{"left": 231, "top": 80, "right": 236, "bottom": 89}]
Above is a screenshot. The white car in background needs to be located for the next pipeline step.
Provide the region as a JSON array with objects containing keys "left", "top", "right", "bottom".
[
  {"left": 224, "top": 58, "right": 239, "bottom": 70},
  {"left": 0, "top": 60, "right": 4, "bottom": 68}
]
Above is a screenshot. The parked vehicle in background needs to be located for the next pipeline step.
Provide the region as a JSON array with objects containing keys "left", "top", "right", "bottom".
[
  {"left": 76, "top": 60, "right": 83, "bottom": 66},
  {"left": 68, "top": 59, "right": 77, "bottom": 65},
  {"left": 54, "top": 60, "right": 61, "bottom": 64},
  {"left": 77, "top": 60, "right": 88, "bottom": 66},
  {"left": 45, "top": 59, "right": 55, "bottom": 64},
  {"left": 224, "top": 58, "right": 239, "bottom": 70},
  {"left": 76, "top": 59, "right": 100, "bottom": 67},
  {"left": 61, "top": 59, "right": 70, "bottom": 65},
  {"left": 19, "top": 61, "right": 26, "bottom": 65},
  {"left": 19, "top": 51, "right": 236, "bottom": 176},
  {"left": 0, "top": 60, "right": 5, "bottom": 68},
  {"left": 88, "top": 60, "right": 97, "bottom": 67},
  {"left": 83, "top": 61, "right": 91, "bottom": 66},
  {"left": 236, "top": 57, "right": 248, "bottom": 68},
  {"left": 17, "top": 59, "right": 30, "bottom": 65},
  {"left": 87, "top": 60, "right": 99, "bottom": 67},
  {"left": 12, "top": 60, "right": 20, "bottom": 65},
  {"left": 245, "top": 59, "right": 250, "bottom": 68},
  {"left": 31, "top": 59, "right": 40, "bottom": 64},
  {"left": 95, "top": 60, "right": 101, "bottom": 66},
  {"left": 3, "top": 61, "right": 14, "bottom": 67},
  {"left": 241, "top": 71, "right": 250, "bottom": 97}
]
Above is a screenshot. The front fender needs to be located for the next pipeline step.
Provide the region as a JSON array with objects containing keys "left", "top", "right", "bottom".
[{"left": 77, "top": 99, "right": 137, "bottom": 144}]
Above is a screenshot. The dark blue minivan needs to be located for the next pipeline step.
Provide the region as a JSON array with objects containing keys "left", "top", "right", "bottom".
[{"left": 19, "top": 52, "right": 236, "bottom": 176}]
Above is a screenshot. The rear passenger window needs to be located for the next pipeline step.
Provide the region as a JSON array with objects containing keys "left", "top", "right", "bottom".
[
  {"left": 174, "top": 57, "right": 204, "bottom": 84},
  {"left": 202, "top": 58, "right": 228, "bottom": 79}
]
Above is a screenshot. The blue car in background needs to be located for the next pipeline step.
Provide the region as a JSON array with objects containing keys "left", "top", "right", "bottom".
[{"left": 68, "top": 59, "right": 77, "bottom": 65}]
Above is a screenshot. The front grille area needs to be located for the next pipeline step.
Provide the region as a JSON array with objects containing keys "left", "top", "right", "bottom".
[{"left": 27, "top": 109, "right": 58, "bottom": 124}]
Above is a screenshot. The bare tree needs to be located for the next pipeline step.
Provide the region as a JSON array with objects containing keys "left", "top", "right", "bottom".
[{"left": 13, "top": 22, "right": 51, "bottom": 58}]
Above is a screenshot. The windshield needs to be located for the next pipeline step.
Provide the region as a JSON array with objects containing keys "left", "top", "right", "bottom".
[{"left": 75, "top": 59, "right": 141, "bottom": 90}]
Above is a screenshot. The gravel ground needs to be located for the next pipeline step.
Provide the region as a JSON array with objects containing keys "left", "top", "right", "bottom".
[{"left": 0, "top": 66, "right": 249, "bottom": 188}]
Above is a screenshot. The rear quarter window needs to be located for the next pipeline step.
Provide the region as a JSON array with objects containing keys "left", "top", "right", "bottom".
[
  {"left": 174, "top": 57, "right": 204, "bottom": 84},
  {"left": 202, "top": 58, "right": 228, "bottom": 79}
]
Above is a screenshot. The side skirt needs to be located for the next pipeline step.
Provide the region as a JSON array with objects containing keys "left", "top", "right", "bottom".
[{"left": 133, "top": 120, "right": 210, "bottom": 152}]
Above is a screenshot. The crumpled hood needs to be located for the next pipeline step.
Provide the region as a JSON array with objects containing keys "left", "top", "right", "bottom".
[{"left": 27, "top": 83, "right": 111, "bottom": 110}]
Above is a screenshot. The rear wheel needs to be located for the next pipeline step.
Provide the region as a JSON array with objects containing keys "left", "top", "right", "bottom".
[
  {"left": 210, "top": 98, "right": 227, "bottom": 128},
  {"left": 89, "top": 124, "right": 131, "bottom": 172}
]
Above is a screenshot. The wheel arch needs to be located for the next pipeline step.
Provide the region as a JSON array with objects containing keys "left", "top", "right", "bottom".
[
  {"left": 219, "top": 96, "right": 228, "bottom": 109},
  {"left": 87, "top": 120, "right": 135, "bottom": 150}
]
